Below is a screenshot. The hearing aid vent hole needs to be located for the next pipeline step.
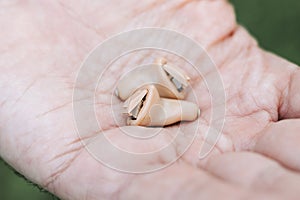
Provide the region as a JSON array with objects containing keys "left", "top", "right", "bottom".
[
  {"left": 163, "top": 68, "right": 184, "bottom": 93},
  {"left": 129, "top": 94, "right": 147, "bottom": 120},
  {"left": 171, "top": 77, "right": 184, "bottom": 92}
]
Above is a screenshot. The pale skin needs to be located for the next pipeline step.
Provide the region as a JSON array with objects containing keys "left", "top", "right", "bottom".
[{"left": 1, "top": 0, "right": 300, "bottom": 199}]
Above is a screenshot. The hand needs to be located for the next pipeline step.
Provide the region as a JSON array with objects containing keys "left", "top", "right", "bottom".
[{"left": 0, "top": 0, "right": 299, "bottom": 199}]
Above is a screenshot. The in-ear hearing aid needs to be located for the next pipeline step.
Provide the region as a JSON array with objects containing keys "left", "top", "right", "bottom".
[
  {"left": 116, "top": 58, "right": 191, "bottom": 100},
  {"left": 123, "top": 85, "right": 199, "bottom": 126}
]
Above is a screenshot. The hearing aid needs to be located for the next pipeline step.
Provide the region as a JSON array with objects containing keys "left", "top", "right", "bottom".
[
  {"left": 116, "top": 58, "right": 191, "bottom": 100},
  {"left": 123, "top": 85, "right": 199, "bottom": 127}
]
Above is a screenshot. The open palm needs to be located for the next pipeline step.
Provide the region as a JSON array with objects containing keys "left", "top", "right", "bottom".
[{"left": 1, "top": 1, "right": 300, "bottom": 199}]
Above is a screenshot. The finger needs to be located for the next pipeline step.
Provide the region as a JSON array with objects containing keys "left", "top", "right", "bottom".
[
  {"left": 205, "top": 151, "right": 300, "bottom": 199},
  {"left": 282, "top": 68, "right": 300, "bottom": 118},
  {"left": 280, "top": 67, "right": 300, "bottom": 119},
  {"left": 253, "top": 119, "right": 300, "bottom": 171}
]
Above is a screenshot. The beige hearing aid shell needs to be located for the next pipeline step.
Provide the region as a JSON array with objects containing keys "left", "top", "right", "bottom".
[
  {"left": 116, "top": 59, "right": 190, "bottom": 100},
  {"left": 123, "top": 85, "right": 199, "bottom": 126}
]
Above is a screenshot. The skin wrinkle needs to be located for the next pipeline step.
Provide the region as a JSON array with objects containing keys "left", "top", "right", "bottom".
[
  {"left": 208, "top": 27, "right": 237, "bottom": 49},
  {"left": 16, "top": 131, "right": 40, "bottom": 162},
  {"left": 109, "top": 173, "right": 135, "bottom": 200},
  {"left": 37, "top": 95, "right": 107, "bottom": 191},
  {"left": 283, "top": 68, "right": 300, "bottom": 118},
  {"left": 276, "top": 81, "right": 287, "bottom": 120},
  {"left": 2, "top": 52, "right": 227, "bottom": 198},
  {"left": 209, "top": 27, "right": 258, "bottom": 74},
  {"left": 218, "top": 39, "right": 278, "bottom": 140},
  {"left": 207, "top": 152, "right": 300, "bottom": 199},
  {"left": 251, "top": 165, "right": 287, "bottom": 191},
  {"left": 44, "top": 126, "right": 131, "bottom": 196},
  {"left": 201, "top": 117, "right": 232, "bottom": 153},
  {"left": 201, "top": 131, "right": 225, "bottom": 155},
  {"left": 250, "top": 122, "right": 296, "bottom": 171},
  {"left": 165, "top": 133, "right": 198, "bottom": 168},
  {"left": 126, "top": 0, "right": 235, "bottom": 47},
  {"left": 36, "top": 101, "right": 73, "bottom": 118},
  {"left": 189, "top": 69, "right": 207, "bottom": 88},
  {"left": 172, "top": 118, "right": 231, "bottom": 167},
  {"left": 255, "top": 155, "right": 300, "bottom": 197},
  {"left": 168, "top": 173, "right": 209, "bottom": 200},
  {"left": 10, "top": 139, "right": 39, "bottom": 177},
  {"left": 52, "top": 152, "right": 133, "bottom": 200},
  {"left": 57, "top": 0, "right": 107, "bottom": 39},
  {"left": 44, "top": 147, "right": 83, "bottom": 191},
  {"left": 240, "top": 55, "right": 259, "bottom": 88},
  {"left": 66, "top": 135, "right": 94, "bottom": 146},
  {"left": 226, "top": 89, "right": 274, "bottom": 127},
  {"left": 258, "top": 73, "right": 284, "bottom": 120},
  {"left": 171, "top": 0, "right": 196, "bottom": 11},
  {"left": 129, "top": 0, "right": 164, "bottom": 19},
  {"left": 121, "top": 163, "right": 245, "bottom": 200},
  {"left": 117, "top": 176, "right": 136, "bottom": 200},
  {"left": 279, "top": 69, "right": 294, "bottom": 118},
  {"left": 42, "top": 124, "right": 119, "bottom": 191},
  {"left": 1, "top": 0, "right": 298, "bottom": 197},
  {"left": 250, "top": 121, "right": 273, "bottom": 153},
  {"left": 96, "top": 106, "right": 120, "bottom": 130},
  {"left": 226, "top": 115, "right": 271, "bottom": 151},
  {"left": 18, "top": 2, "right": 95, "bottom": 68},
  {"left": 8, "top": 80, "right": 38, "bottom": 115},
  {"left": 242, "top": 48, "right": 258, "bottom": 76},
  {"left": 161, "top": 116, "right": 227, "bottom": 165},
  {"left": 215, "top": 126, "right": 236, "bottom": 153},
  {"left": 127, "top": 5, "right": 169, "bottom": 29},
  {"left": 8, "top": 129, "right": 59, "bottom": 184},
  {"left": 252, "top": 120, "right": 300, "bottom": 172},
  {"left": 249, "top": 88, "right": 277, "bottom": 121},
  {"left": 13, "top": 78, "right": 40, "bottom": 105},
  {"left": 47, "top": 146, "right": 83, "bottom": 163},
  {"left": 208, "top": 36, "right": 260, "bottom": 127},
  {"left": 191, "top": 0, "right": 236, "bottom": 47},
  {"left": 65, "top": 120, "right": 227, "bottom": 198}
]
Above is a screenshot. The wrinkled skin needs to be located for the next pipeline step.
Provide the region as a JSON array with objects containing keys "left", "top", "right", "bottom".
[{"left": 1, "top": 0, "right": 300, "bottom": 199}]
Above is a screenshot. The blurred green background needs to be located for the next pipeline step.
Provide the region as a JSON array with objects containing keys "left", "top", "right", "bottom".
[
  {"left": 0, "top": 1, "right": 299, "bottom": 200},
  {"left": 231, "top": 0, "right": 300, "bottom": 65}
]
